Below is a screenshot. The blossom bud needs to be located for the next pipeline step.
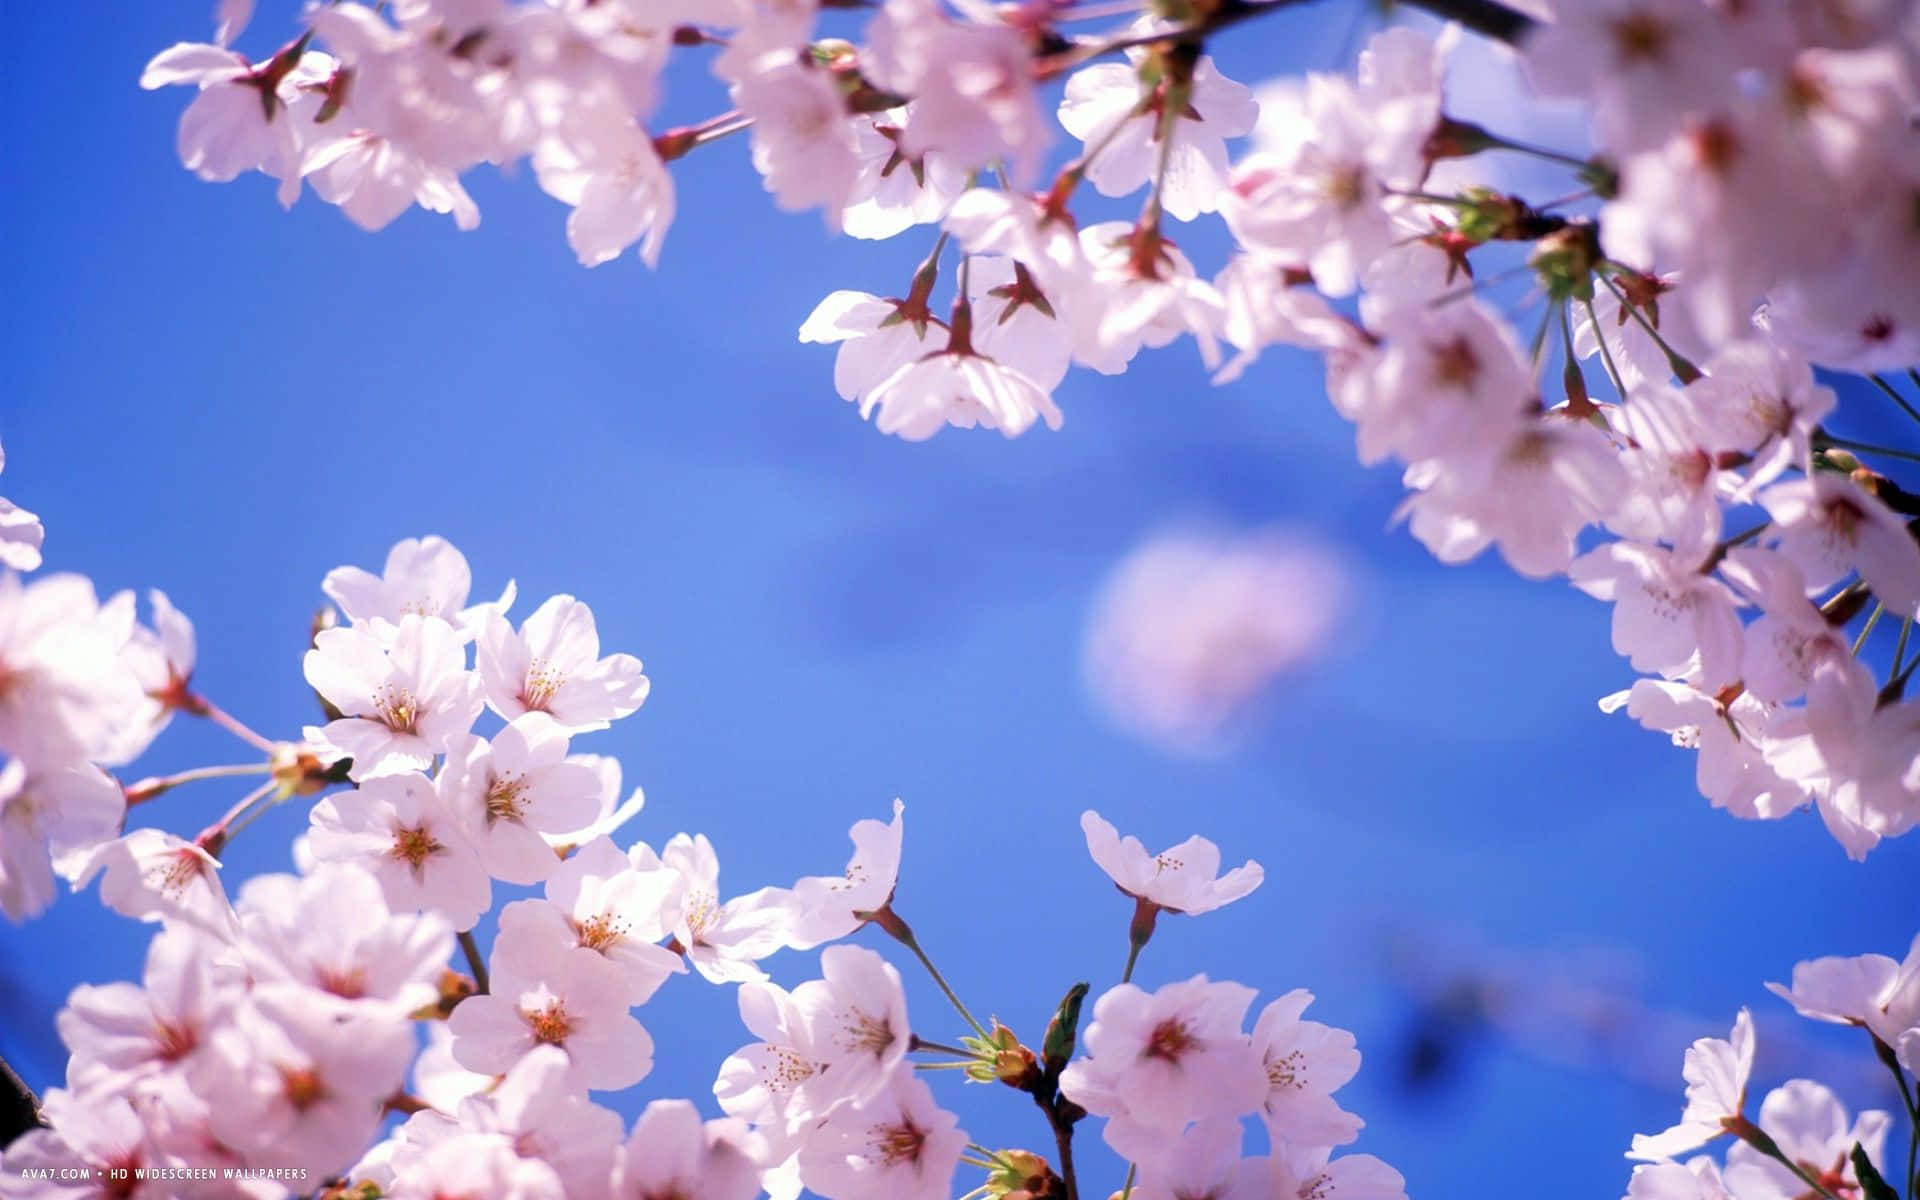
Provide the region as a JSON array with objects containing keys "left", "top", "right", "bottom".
[
  {"left": 1529, "top": 224, "right": 1603, "bottom": 302},
  {"left": 987, "top": 1149, "right": 1059, "bottom": 1198},
  {"left": 966, "top": 1023, "right": 1039, "bottom": 1088},
  {"left": 1042, "top": 982, "right": 1089, "bottom": 1074}
]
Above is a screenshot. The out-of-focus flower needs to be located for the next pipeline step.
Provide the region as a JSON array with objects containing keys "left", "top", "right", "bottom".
[{"left": 1083, "top": 526, "right": 1350, "bottom": 754}]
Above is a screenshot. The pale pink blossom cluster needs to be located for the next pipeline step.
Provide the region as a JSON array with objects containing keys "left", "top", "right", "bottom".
[
  {"left": 0, "top": 484, "right": 197, "bottom": 923},
  {"left": 1082, "top": 527, "right": 1350, "bottom": 754},
  {"left": 1620, "top": 931, "right": 1920, "bottom": 1200},
  {"left": 141, "top": 1, "right": 1920, "bottom": 858},
  {"left": 0, "top": 522, "right": 1400, "bottom": 1196}
]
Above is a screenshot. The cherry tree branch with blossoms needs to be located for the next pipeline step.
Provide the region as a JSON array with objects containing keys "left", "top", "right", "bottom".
[{"left": 2, "top": 0, "right": 1919, "bottom": 1195}]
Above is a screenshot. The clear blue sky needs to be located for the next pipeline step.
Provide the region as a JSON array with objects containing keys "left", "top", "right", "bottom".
[{"left": 2, "top": 4, "right": 1914, "bottom": 1196}]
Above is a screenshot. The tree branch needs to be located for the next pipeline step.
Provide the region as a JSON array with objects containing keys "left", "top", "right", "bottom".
[
  {"left": 0, "top": 1054, "right": 45, "bottom": 1147},
  {"left": 1396, "top": 0, "right": 1539, "bottom": 44}
]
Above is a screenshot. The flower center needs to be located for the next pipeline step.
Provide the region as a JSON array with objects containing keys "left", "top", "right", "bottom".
[
  {"left": 1143, "top": 1017, "right": 1199, "bottom": 1063},
  {"left": 153, "top": 1019, "right": 198, "bottom": 1062},
  {"left": 838, "top": 1008, "right": 896, "bottom": 1058},
  {"left": 373, "top": 682, "right": 420, "bottom": 733},
  {"left": 1609, "top": 10, "right": 1670, "bottom": 62},
  {"left": 485, "top": 773, "right": 530, "bottom": 824},
  {"left": 525, "top": 1000, "right": 574, "bottom": 1046},
  {"left": 522, "top": 658, "right": 564, "bottom": 711},
  {"left": 315, "top": 964, "right": 369, "bottom": 1000},
  {"left": 389, "top": 823, "right": 445, "bottom": 877},
  {"left": 277, "top": 1065, "right": 326, "bottom": 1111},
  {"left": 871, "top": 1117, "right": 926, "bottom": 1167},
  {"left": 1429, "top": 335, "right": 1481, "bottom": 389},
  {"left": 574, "top": 911, "right": 629, "bottom": 952}
]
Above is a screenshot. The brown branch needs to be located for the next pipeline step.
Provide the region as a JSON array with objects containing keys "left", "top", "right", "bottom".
[
  {"left": 0, "top": 1053, "right": 45, "bottom": 1148},
  {"left": 1396, "top": 0, "right": 1539, "bottom": 44}
]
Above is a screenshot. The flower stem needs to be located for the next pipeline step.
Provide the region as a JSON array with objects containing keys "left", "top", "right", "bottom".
[
  {"left": 193, "top": 697, "right": 279, "bottom": 754},
  {"left": 1853, "top": 602, "right": 1885, "bottom": 657},
  {"left": 1868, "top": 373, "right": 1920, "bottom": 429},
  {"left": 124, "top": 762, "right": 271, "bottom": 806},
  {"left": 1397, "top": 0, "right": 1539, "bottom": 43},
  {"left": 1821, "top": 434, "right": 1920, "bottom": 466},
  {"left": 1582, "top": 295, "right": 1627, "bottom": 398},
  {"left": 872, "top": 906, "right": 990, "bottom": 1039},
  {"left": 911, "top": 1035, "right": 974, "bottom": 1058},
  {"left": 1599, "top": 271, "right": 1701, "bottom": 383},
  {"left": 459, "top": 930, "right": 490, "bottom": 994}
]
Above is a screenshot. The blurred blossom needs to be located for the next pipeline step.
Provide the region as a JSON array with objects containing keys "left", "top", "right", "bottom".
[{"left": 1082, "top": 526, "right": 1352, "bottom": 755}]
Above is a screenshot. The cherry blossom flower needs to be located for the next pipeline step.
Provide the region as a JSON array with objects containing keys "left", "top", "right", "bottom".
[
  {"left": 1069, "top": 221, "right": 1225, "bottom": 374},
  {"left": 449, "top": 928, "right": 654, "bottom": 1091},
  {"left": 1686, "top": 338, "right": 1834, "bottom": 493},
  {"left": 799, "top": 290, "right": 944, "bottom": 410},
  {"left": 1124, "top": 1117, "right": 1251, "bottom": 1200},
  {"left": 477, "top": 595, "right": 649, "bottom": 732},
  {"left": 439, "top": 716, "right": 604, "bottom": 884},
  {"left": 0, "top": 572, "right": 149, "bottom": 769},
  {"left": 1721, "top": 1080, "right": 1890, "bottom": 1200},
  {"left": 843, "top": 111, "right": 970, "bottom": 241},
  {"left": 235, "top": 862, "right": 454, "bottom": 1016},
  {"left": 1629, "top": 1008, "right": 1756, "bottom": 1161},
  {"left": 1600, "top": 679, "right": 1808, "bottom": 822},
  {"left": 731, "top": 50, "right": 862, "bottom": 232},
  {"left": 322, "top": 536, "right": 508, "bottom": 639},
  {"left": 0, "top": 759, "right": 124, "bottom": 922},
  {"left": 1625, "top": 1158, "right": 1740, "bottom": 1200},
  {"left": 1800, "top": 657, "right": 1920, "bottom": 856},
  {"left": 1252, "top": 989, "right": 1364, "bottom": 1147},
  {"left": 1569, "top": 541, "right": 1745, "bottom": 688},
  {"left": 543, "top": 751, "right": 648, "bottom": 850},
  {"left": 966, "top": 255, "right": 1072, "bottom": 392},
  {"left": 1724, "top": 551, "right": 1849, "bottom": 704},
  {"left": 307, "top": 772, "right": 492, "bottom": 930},
  {"left": 390, "top": 1046, "right": 622, "bottom": 1198},
  {"left": 520, "top": 833, "right": 685, "bottom": 1003},
  {"left": 1759, "top": 473, "right": 1920, "bottom": 616},
  {"left": 858, "top": 328, "right": 1064, "bottom": 441},
  {"left": 138, "top": 41, "right": 328, "bottom": 208},
  {"left": 76, "top": 829, "right": 240, "bottom": 941},
  {"left": 794, "top": 1065, "right": 966, "bottom": 1200},
  {"left": 207, "top": 983, "right": 416, "bottom": 1175},
  {"left": 384, "top": 1135, "right": 566, "bottom": 1200},
  {"left": 1059, "top": 975, "right": 1268, "bottom": 1132},
  {"left": 58, "top": 927, "right": 236, "bottom": 1098},
  {"left": 305, "top": 613, "right": 484, "bottom": 780},
  {"left": 533, "top": 104, "right": 677, "bottom": 268},
  {"left": 785, "top": 800, "right": 904, "bottom": 951},
  {"left": 1400, "top": 417, "right": 1628, "bottom": 580},
  {"left": 1766, "top": 932, "right": 1920, "bottom": 1042},
  {"left": 1058, "top": 48, "right": 1258, "bottom": 221},
  {"left": 1243, "top": 1144, "right": 1409, "bottom": 1200},
  {"left": 1079, "top": 810, "right": 1262, "bottom": 916},
  {"left": 0, "top": 1089, "right": 161, "bottom": 1196},
  {"left": 716, "top": 974, "right": 829, "bottom": 1133},
  {"left": 655, "top": 832, "right": 794, "bottom": 983},
  {"left": 865, "top": 0, "right": 1049, "bottom": 180},
  {"left": 613, "top": 1099, "right": 764, "bottom": 1200},
  {"left": 1522, "top": 0, "right": 1738, "bottom": 153},
  {"left": 0, "top": 439, "right": 44, "bottom": 572},
  {"left": 1220, "top": 74, "right": 1428, "bottom": 297}
]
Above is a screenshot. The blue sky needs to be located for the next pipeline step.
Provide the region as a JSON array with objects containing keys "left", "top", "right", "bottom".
[{"left": 3, "top": 3, "right": 1916, "bottom": 1196}]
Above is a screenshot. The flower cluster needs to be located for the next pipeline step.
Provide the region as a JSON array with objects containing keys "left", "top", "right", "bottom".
[
  {"left": 0, "top": 521, "right": 1401, "bottom": 1197},
  {"left": 141, "top": 0, "right": 1920, "bottom": 858},
  {"left": 1621, "top": 932, "right": 1920, "bottom": 1200}
]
